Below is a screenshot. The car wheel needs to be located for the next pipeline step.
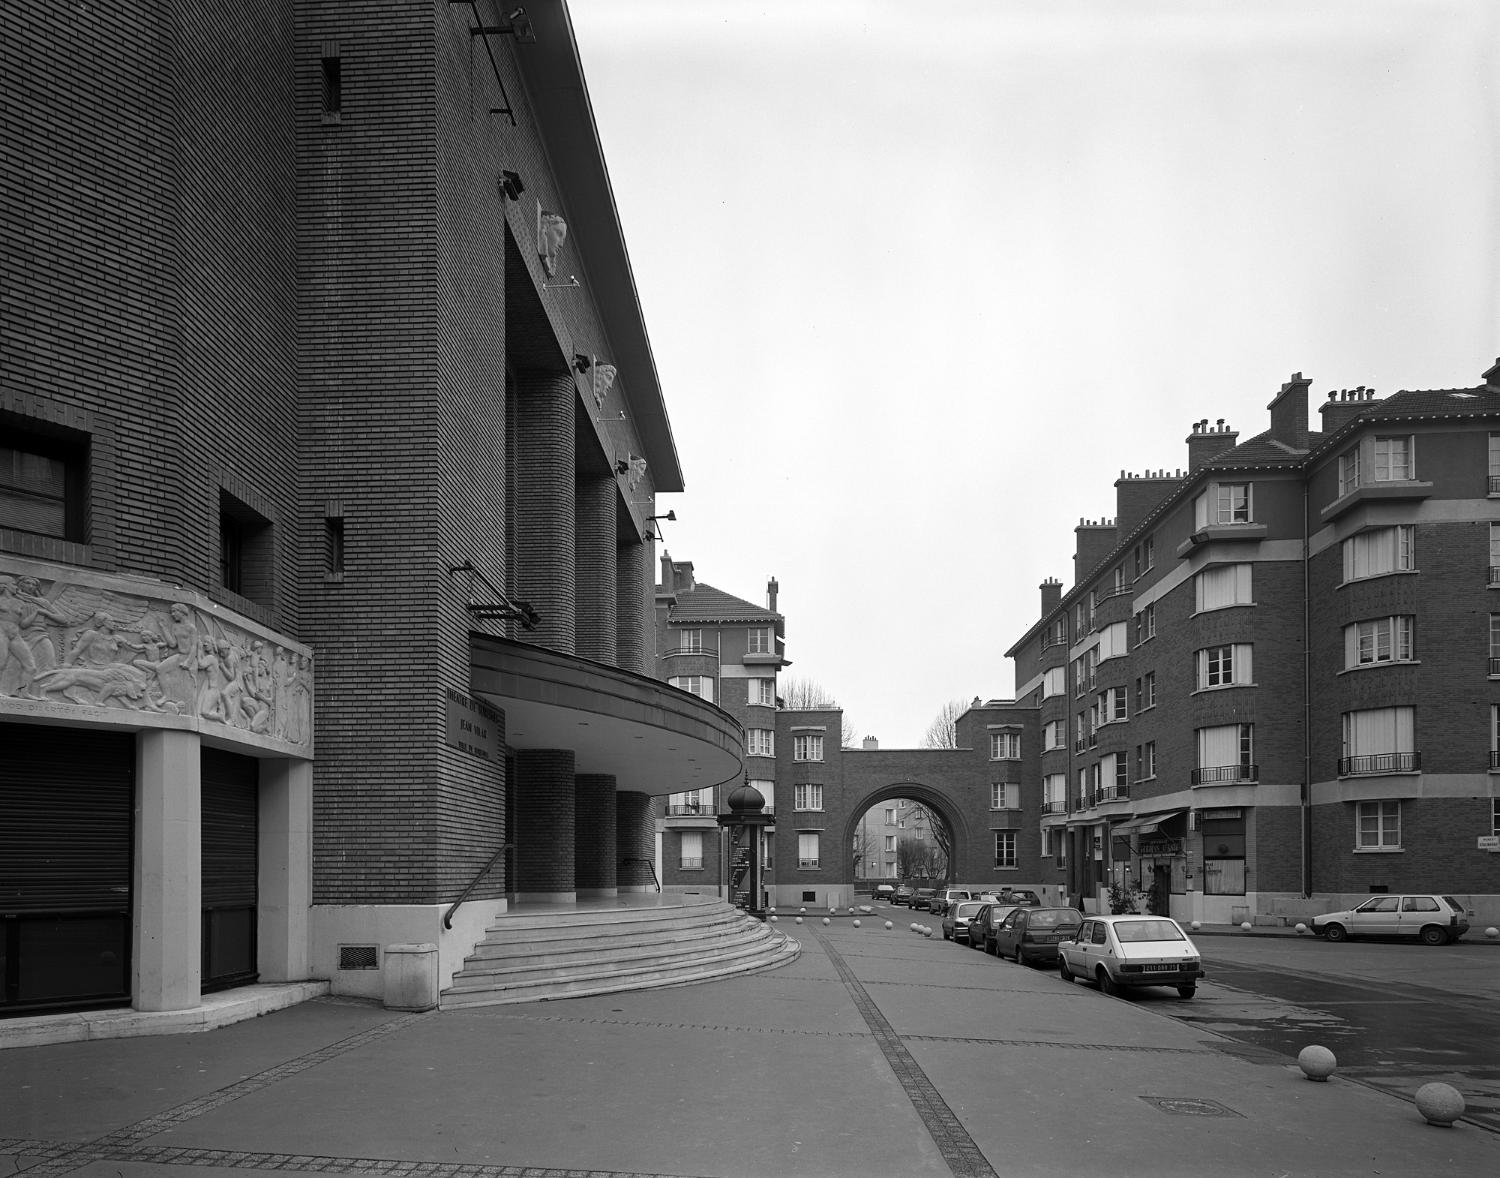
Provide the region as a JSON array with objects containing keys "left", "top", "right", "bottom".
[
  {"left": 1059, "top": 956, "right": 1075, "bottom": 982},
  {"left": 1096, "top": 967, "right": 1120, "bottom": 996},
  {"left": 942, "top": 928, "right": 951, "bottom": 941},
  {"left": 1323, "top": 923, "right": 1348, "bottom": 943},
  {"left": 1177, "top": 985, "right": 1196, "bottom": 999},
  {"left": 1015, "top": 944, "right": 1029, "bottom": 968},
  {"left": 1419, "top": 925, "right": 1449, "bottom": 946}
]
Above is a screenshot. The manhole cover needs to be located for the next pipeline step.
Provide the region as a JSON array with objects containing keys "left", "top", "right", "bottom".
[{"left": 1140, "top": 1096, "right": 1243, "bottom": 1118}]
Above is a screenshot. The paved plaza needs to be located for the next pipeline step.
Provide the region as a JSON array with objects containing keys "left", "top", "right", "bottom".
[{"left": 3, "top": 917, "right": 1495, "bottom": 1178}]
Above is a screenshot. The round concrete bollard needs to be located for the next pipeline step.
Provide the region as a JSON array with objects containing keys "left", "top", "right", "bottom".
[
  {"left": 1295, "top": 923, "right": 1308, "bottom": 935},
  {"left": 853, "top": 920, "right": 861, "bottom": 928},
  {"left": 767, "top": 906, "right": 776, "bottom": 913},
  {"left": 1414, "top": 1082, "right": 1465, "bottom": 1127},
  {"left": 884, "top": 921, "right": 893, "bottom": 930},
  {"left": 1240, "top": 921, "right": 1253, "bottom": 932},
  {"left": 822, "top": 917, "right": 831, "bottom": 926},
  {"left": 769, "top": 915, "right": 778, "bottom": 922},
  {"left": 1297, "top": 1045, "right": 1337, "bottom": 1081},
  {"left": 848, "top": 906, "right": 856, "bottom": 914},
  {"left": 1190, "top": 920, "right": 1201, "bottom": 930},
  {"left": 924, "top": 928, "right": 934, "bottom": 938},
  {"left": 799, "top": 907, "right": 806, "bottom": 914},
  {"left": 910, "top": 923, "right": 918, "bottom": 932},
  {"left": 795, "top": 916, "right": 803, "bottom": 924},
  {"left": 1487, "top": 927, "right": 1499, "bottom": 940}
]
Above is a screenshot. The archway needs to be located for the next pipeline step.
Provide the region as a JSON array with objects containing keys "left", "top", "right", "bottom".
[{"left": 843, "top": 782, "right": 972, "bottom": 888}]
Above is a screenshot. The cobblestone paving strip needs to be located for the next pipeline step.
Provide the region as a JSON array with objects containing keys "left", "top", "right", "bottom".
[{"left": 811, "top": 932, "right": 999, "bottom": 1178}]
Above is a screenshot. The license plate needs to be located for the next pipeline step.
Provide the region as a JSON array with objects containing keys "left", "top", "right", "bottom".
[
  {"left": 1033, "top": 934, "right": 1061, "bottom": 943},
  {"left": 1142, "top": 963, "right": 1177, "bottom": 972}
]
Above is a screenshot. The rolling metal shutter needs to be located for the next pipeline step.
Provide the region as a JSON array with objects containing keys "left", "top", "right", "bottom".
[{"left": 200, "top": 748, "right": 258, "bottom": 989}]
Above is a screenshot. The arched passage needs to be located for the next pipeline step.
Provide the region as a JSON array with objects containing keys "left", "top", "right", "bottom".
[{"left": 843, "top": 782, "right": 972, "bottom": 887}]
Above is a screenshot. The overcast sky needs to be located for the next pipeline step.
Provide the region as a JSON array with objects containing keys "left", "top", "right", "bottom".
[{"left": 568, "top": 0, "right": 1500, "bottom": 749}]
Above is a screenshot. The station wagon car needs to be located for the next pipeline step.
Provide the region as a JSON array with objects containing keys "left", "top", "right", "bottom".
[
  {"left": 1311, "top": 894, "right": 1471, "bottom": 945},
  {"left": 941, "top": 900, "right": 986, "bottom": 943},
  {"left": 1058, "top": 915, "right": 1204, "bottom": 998},
  {"left": 992, "top": 906, "right": 1083, "bottom": 967}
]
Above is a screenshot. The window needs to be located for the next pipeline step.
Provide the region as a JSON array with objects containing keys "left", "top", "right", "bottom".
[
  {"left": 1196, "top": 644, "right": 1252, "bottom": 689},
  {"left": 1490, "top": 434, "right": 1500, "bottom": 493},
  {"left": 1114, "top": 754, "right": 1129, "bottom": 797},
  {"left": 1134, "top": 535, "right": 1155, "bottom": 578},
  {"left": 320, "top": 54, "right": 342, "bottom": 119},
  {"left": 1490, "top": 523, "right": 1500, "bottom": 585},
  {"left": 1202, "top": 812, "right": 1246, "bottom": 894},
  {"left": 1097, "top": 621, "right": 1129, "bottom": 661},
  {"left": 748, "top": 780, "right": 775, "bottom": 813},
  {"left": 797, "top": 832, "right": 820, "bottom": 869},
  {"left": 884, "top": 806, "right": 898, "bottom": 825},
  {"left": 746, "top": 728, "right": 774, "bottom": 757},
  {"left": 1195, "top": 482, "right": 1251, "bottom": 527},
  {"left": 1373, "top": 435, "right": 1413, "bottom": 482},
  {"left": 1097, "top": 686, "right": 1127, "bottom": 724},
  {"left": 884, "top": 834, "right": 897, "bottom": 852},
  {"left": 2, "top": 431, "right": 89, "bottom": 545},
  {"left": 990, "top": 732, "right": 1021, "bottom": 760},
  {"left": 1042, "top": 666, "right": 1067, "bottom": 699},
  {"left": 994, "top": 830, "right": 1017, "bottom": 869},
  {"left": 1074, "top": 711, "right": 1090, "bottom": 752},
  {"left": 671, "top": 789, "right": 706, "bottom": 815},
  {"left": 1134, "top": 603, "right": 1156, "bottom": 644},
  {"left": 1135, "top": 741, "right": 1156, "bottom": 781},
  {"left": 1196, "top": 724, "right": 1254, "bottom": 784},
  {"left": 1338, "top": 447, "right": 1361, "bottom": 496},
  {"left": 793, "top": 733, "right": 824, "bottom": 762},
  {"left": 1043, "top": 719, "right": 1066, "bottom": 751},
  {"left": 324, "top": 517, "right": 344, "bottom": 577},
  {"left": 1343, "top": 525, "right": 1414, "bottom": 581},
  {"left": 1356, "top": 800, "right": 1402, "bottom": 849},
  {"left": 1340, "top": 707, "right": 1416, "bottom": 775},
  {"left": 747, "top": 677, "right": 775, "bottom": 706},
  {"left": 1043, "top": 773, "right": 1066, "bottom": 813},
  {"left": 1196, "top": 564, "right": 1252, "bottom": 612},
  {"left": 669, "top": 675, "right": 714, "bottom": 702},
  {"left": 219, "top": 489, "right": 274, "bottom": 607},
  {"left": 1493, "top": 798, "right": 1500, "bottom": 837},
  {"left": 1343, "top": 616, "right": 1414, "bottom": 668},
  {"left": 1491, "top": 615, "right": 1500, "bottom": 674},
  {"left": 991, "top": 782, "right": 1020, "bottom": 810},
  {"left": 679, "top": 831, "right": 703, "bottom": 869},
  {"left": 793, "top": 783, "right": 823, "bottom": 811},
  {"left": 1041, "top": 826, "right": 1056, "bottom": 858},
  {"left": 679, "top": 629, "right": 704, "bottom": 652},
  {"left": 747, "top": 627, "right": 771, "bottom": 654}
]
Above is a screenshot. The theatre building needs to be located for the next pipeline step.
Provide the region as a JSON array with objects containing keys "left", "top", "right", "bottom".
[{"left": 2, "top": 1, "right": 745, "bottom": 1029}]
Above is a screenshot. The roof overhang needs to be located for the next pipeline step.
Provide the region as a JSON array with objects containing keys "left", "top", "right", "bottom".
[
  {"left": 470, "top": 635, "right": 742, "bottom": 796},
  {"left": 1110, "top": 809, "right": 1188, "bottom": 835}
]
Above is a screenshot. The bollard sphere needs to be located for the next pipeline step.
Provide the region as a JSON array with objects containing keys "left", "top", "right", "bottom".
[
  {"left": 1486, "top": 927, "right": 1499, "bottom": 940},
  {"left": 884, "top": 921, "right": 893, "bottom": 930},
  {"left": 822, "top": 917, "right": 831, "bottom": 926},
  {"left": 795, "top": 916, "right": 803, "bottom": 924},
  {"left": 1190, "top": 920, "right": 1201, "bottom": 930},
  {"left": 799, "top": 907, "right": 806, "bottom": 914},
  {"left": 853, "top": 919, "right": 861, "bottom": 928},
  {"left": 1297, "top": 1045, "right": 1337, "bottom": 1081},
  {"left": 1240, "top": 921, "right": 1252, "bottom": 932},
  {"left": 769, "top": 915, "right": 778, "bottom": 922},
  {"left": 1414, "top": 1082, "right": 1465, "bottom": 1127},
  {"left": 1295, "top": 923, "right": 1308, "bottom": 935}
]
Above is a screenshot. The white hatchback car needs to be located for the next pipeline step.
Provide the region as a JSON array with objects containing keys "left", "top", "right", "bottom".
[
  {"left": 1058, "top": 915, "right": 1205, "bottom": 999},
  {"left": 1311, "top": 894, "right": 1471, "bottom": 945}
]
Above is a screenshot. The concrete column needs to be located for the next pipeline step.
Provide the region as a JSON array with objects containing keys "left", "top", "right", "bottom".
[
  {"left": 257, "top": 757, "right": 312, "bottom": 982},
  {"left": 513, "top": 371, "right": 576, "bottom": 654},
  {"left": 514, "top": 749, "right": 576, "bottom": 902},
  {"left": 575, "top": 475, "right": 618, "bottom": 665},
  {"left": 574, "top": 774, "right": 618, "bottom": 899},
  {"left": 133, "top": 729, "right": 201, "bottom": 1011},
  {"left": 616, "top": 791, "right": 656, "bottom": 892},
  {"left": 616, "top": 539, "right": 650, "bottom": 676}
]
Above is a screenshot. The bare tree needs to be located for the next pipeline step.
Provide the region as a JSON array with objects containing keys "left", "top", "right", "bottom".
[
  {"left": 921, "top": 698, "right": 972, "bottom": 749},
  {"left": 779, "top": 675, "right": 859, "bottom": 747},
  {"left": 903, "top": 801, "right": 951, "bottom": 882},
  {"left": 850, "top": 825, "right": 870, "bottom": 878}
]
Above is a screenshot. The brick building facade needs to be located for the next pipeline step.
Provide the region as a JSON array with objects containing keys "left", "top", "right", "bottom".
[{"left": 2, "top": 0, "right": 738, "bottom": 1022}]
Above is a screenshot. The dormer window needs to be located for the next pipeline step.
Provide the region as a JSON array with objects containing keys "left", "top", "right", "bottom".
[{"left": 1194, "top": 482, "right": 1251, "bottom": 528}]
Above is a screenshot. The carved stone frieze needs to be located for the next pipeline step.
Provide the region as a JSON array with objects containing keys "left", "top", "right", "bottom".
[
  {"left": 592, "top": 363, "right": 617, "bottom": 410},
  {"left": 538, "top": 211, "right": 568, "bottom": 276},
  {"left": 0, "top": 560, "right": 313, "bottom": 755}
]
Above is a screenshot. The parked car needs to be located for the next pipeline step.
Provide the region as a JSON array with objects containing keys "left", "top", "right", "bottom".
[
  {"left": 911, "top": 887, "right": 937, "bottom": 912},
  {"left": 1311, "top": 894, "right": 1471, "bottom": 945},
  {"left": 992, "top": 906, "right": 1083, "bottom": 967},
  {"left": 941, "top": 900, "right": 987, "bottom": 943},
  {"left": 891, "top": 884, "right": 914, "bottom": 906},
  {"left": 973, "top": 904, "right": 1024, "bottom": 954},
  {"left": 1058, "top": 914, "right": 1204, "bottom": 998},
  {"left": 929, "top": 888, "right": 971, "bottom": 917},
  {"left": 871, "top": 883, "right": 897, "bottom": 902},
  {"left": 995, "top": 888, "right": 1041, "bottom": 907}
]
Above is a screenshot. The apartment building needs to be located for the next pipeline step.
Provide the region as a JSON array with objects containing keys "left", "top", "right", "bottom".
[
  {"left": 654, "top": 558, "right": 786, "bottom": 905},
  {"left": 1, "top": 0, "right": 738, "bottom": 1022},
  {"left": 1008, "top": 363, "right": 1500, "bottom": 924}
]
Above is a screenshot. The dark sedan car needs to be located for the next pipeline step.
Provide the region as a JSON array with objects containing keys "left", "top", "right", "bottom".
[
  {"left": 911, "top": 887, "right": 937, "bottom": 912},
  {"left": 972, "top": 903, "right": 1023, "bottom": 953},
  {"left": 992, "top": 906, "right": 1084, "bottom": 967},
  {"left": 891, "top": 884, "right": 914, "bottom": 906}
]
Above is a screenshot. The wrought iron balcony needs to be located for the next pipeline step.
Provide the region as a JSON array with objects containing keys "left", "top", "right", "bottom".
[
  {"left": 1338, "top": 752, "right": 1420, "bottom": 776},
  {"left": 667, "top": 803, "right": 713, "bottom": 816},
  {"left": 798, "top": 858, "right": 820, "bottom": 869},
  {"left": 1095, "top": 783, "right": 1130, "bottom": 802},
  {"left": 1190, "top": 764, "right": 1259, "bottom": 785},
  {"left": 678, "top": 857, "right": 703, "bottom": 869},
  {"left": 1040, "top": 799, "right": 1067, "bottom": 814}
]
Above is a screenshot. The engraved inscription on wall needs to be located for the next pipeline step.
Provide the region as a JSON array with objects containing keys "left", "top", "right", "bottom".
[
  {"left": 0, "top": 566, "right": 312, "bottom": 751},
  {"left": 445, "top": 688, "right": 500, "bottom": 761}
]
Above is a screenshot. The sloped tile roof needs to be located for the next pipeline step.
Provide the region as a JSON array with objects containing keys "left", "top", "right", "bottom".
[{"left": 668, "top": 581, "right": 781, "bottom": 623}]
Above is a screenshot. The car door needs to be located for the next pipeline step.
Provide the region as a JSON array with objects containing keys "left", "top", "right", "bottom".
[
  {"left": 996, "top": 908, "right": 1022, "bottom": 957},
  {"left": 1350, "top": 896, "right": 1400, "bottom": 935},
  {"left": 1398, "top": 894, "right": 1441, "bottom": 936}
]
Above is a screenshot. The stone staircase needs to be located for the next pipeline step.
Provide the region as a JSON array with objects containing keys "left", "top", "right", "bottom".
[{"left": 441, "top": 899, "right": 799, "bottom": 1008}]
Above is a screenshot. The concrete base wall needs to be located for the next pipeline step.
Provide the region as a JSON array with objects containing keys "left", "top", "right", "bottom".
[{"left": 310, "top": 901, "right": 505, "bottom": 1000}]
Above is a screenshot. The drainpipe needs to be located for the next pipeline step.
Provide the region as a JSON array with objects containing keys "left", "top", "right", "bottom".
[{"left": 1301, "top": 480, "right": 1313, "bottom": 898}]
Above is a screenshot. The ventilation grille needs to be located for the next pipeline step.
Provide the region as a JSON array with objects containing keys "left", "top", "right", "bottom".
[{"left": 338, "top": 944, "right": 379, "bottom": 970}]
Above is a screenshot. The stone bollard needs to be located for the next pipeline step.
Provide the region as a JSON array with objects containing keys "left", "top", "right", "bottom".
[
  {"left": 384, "top": 943, "right": 438, "bottom": 1012},
  {"left": 1297, "top": 1045, "right": 1336, "bottom": 1081},
  {"left": 1414, "top": 1082, "right": 1465, "bottom": 1127}
]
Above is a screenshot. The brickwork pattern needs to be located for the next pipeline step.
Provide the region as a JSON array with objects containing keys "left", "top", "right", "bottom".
[
  {"left": 615, "top": 540, "right": 650, "bottom": 675},
  {"left": 616, "top": 791, "right": 655, "bottom": 887},
  {"left": 573, "top": 773, "right": 617, "bottom": 891},
  {"left": 514, "top": 750, "right": 576, "bottom": 893},
  {"left": 513, "top": 372, "right": 577, "bottom": 655},
  {"left": 574, "top": 477, "right": 618, "bottom": 665}
]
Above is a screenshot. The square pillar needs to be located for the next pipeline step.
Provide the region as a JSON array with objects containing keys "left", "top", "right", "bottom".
[
  {"left": 258, "top": 757, "right": 312, "bottom": 981},
  {"left": 133, "top": 729, "right": 201, "bottom": 1011}
]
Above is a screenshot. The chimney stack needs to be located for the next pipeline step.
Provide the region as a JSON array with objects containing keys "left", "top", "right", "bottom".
[
  {"left": 1040, "top": 576, "right": 1063, "bottom": 616},
  {"left": 1074, "top": 518, "right": 1118, "bottom": 584},
  {"left": 1115, "top": 470, "right": 1180, "bottom": 538},
  {"left": 1318, "top": 386, "right": 1382, "bottom": 435},
  {"left": 658, "top": 552, "right": 674, "bottom": 594},
  {"left": 862, "top": 735, "right": 879, "bottom": 751},
  {"left": 1484, "top": 357, "right": 1500, "bottom": 391},
  {"left": 1266, "top": 372, "right": 1311, "bottom": 451},
  {"left": 767, "top": 576, "right": 779, "bottom": 613},
  {"left": 1186, "top": 418, "right": 1239, "bottom": 473}
]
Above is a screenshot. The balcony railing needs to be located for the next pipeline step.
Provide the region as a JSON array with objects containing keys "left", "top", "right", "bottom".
[
  {"left": 798, "top": 858, "right": 820, "bottom": 869},
  {"left": 1489, "top": 657, "right": 1500, "bottom": 677},
  {"left": 1073, "top": 737, "right": 1088, "bottom": 753},
  {"left": 1041, "top": 632, "right": 1069, "bottom": 652},
  {"left": 1490, "top": 568, "right": 1500, "bottom": 587},
  {"left": 667, "top": 803, "right": 713, "bottom": 816},
  {"left": 1096, "top": 583, "right": 1131, "bottom": 603},
  {"left": 679, "top": 857, "right": 703, "bottom": 870},
  {"left": 1338, "top": 752, "right": 1420, "bottom": 776},
  {"left": 1490, "top": 475, "right": 1500, "bottom": 494},
  {"left": 1095, "top": 783, "right": 1130, "bottom": 802},
  {"left": 1041, "top": 799, "right": 1067, "bottom": 814},
  {"left": 1491, "top": 750, "right": 1500, "bottom": 769},
  {"left": 1191, "top": 764, "right": 1259, "bottom": 785}
]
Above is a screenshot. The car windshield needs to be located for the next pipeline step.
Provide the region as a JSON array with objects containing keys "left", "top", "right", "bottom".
[
  {"left": 1027, "top": 908, "right": 1080, "bottom": 929},
  {"left": 954, "top": 902, "right": 984, "bottom": 917},
  {"left": 1112, "top": 919, "right": 1186, "bottom": 943}
]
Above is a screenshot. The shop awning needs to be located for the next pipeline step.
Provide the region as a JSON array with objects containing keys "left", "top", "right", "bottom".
[{"left": 1110, "top": 809, "right": 1188, "bottom": 836}]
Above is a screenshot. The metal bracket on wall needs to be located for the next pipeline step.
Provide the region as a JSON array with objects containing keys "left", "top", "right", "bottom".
[{"left": 450, "top": 2, "right": 531, "bottom": 125}]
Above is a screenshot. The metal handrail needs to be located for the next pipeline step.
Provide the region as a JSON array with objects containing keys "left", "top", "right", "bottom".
[
  {"left": 443, "top": 842, "right": 514, "bottom": 929},
  {"left": 621, "top": 856, "right": 661, "bottom": 892}
]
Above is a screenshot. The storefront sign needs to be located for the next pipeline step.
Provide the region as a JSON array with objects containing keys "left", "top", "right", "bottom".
[{"left": 445, "top": 688, "right": 500, "bottom": 761}]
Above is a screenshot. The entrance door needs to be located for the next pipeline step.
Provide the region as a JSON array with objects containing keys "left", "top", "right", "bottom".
[
  {"left": 1, "top": 725, "right": 133, "bottom": 1017},
  {"left": 201, "top": 749, "right": 258, "bottom": 992}
]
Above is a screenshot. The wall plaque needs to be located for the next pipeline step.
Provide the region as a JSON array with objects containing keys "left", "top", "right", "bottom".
[{"left": 446, "top": 687, "right": 500, "bottom": 761}]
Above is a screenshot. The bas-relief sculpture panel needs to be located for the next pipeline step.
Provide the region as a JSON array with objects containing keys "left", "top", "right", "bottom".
[{"left": 0, "top": 562, "right": 313, "bottom": 755}]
